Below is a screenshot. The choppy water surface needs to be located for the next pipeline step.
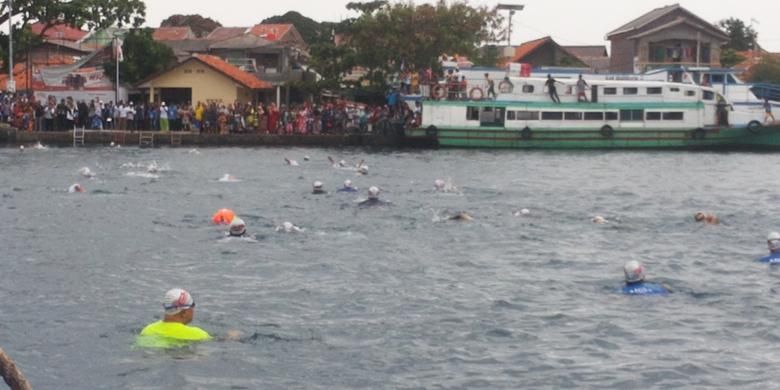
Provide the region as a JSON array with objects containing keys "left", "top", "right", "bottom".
[{"left": 1, "top": 146, "right": 779, "bottom": 389}]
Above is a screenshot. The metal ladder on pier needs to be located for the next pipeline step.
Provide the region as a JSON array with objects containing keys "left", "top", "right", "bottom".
[
  {"left": 139, "top": 132, "right": 154, "bottom": 147},
  {"left": 73, "top": 127, "right": 86, "bottom": 147},
  {"left": 170, "top": 132, "right": 182, "bottom": 146}
]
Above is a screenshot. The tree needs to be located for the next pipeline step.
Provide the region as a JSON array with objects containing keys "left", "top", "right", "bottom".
[
  {"left": 160, "top": 14, "right": 221, "bottom": 38},
  {"left": 720, "top": 48, "right": 746, "bottom": 68},
  {"left": 747, "top": 55, "right": 780, "bottom": 84},
  {"left": 103, "top": 28, "right": 176, "bottom": 85},
  {"left": 342, "top": 1, "right": 500, "bottom": 89},
  {"left": 719, "top": 18, "right": 757, "bottom": 52}
]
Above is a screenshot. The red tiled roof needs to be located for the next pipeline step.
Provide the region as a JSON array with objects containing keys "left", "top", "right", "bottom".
[
  {"left": 509, "top": 36, "right": 553, "bottom": 63},
  {"left": 206, "top": 27, "right": 249, "bottom": 42},
  {"left": 248, "top": 24, "right": 292, "bottom": 41},
  {"left": 30, "top": 22, "right": 89, "bottom": 42},
  {"left": 153, "top": 27, "right": 195, "bottom": 41},
  {"left": 735, "top": 50, "right": 780, "bottom": 73},
  {"left": 193, "top": 54, "right": 272, "bottom": 89}
]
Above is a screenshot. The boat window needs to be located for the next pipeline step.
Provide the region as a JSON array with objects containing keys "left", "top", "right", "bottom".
[
  {"left": 516, "top": 111, "right": 539, "bottom": 120},
  {"left": 564, "top": 112, "right": 583, "bottom": 120},
  {"left": 604, "top": 87, "right": 617, "bottom": 95},
  {"left": 669, "top": 87, "right": 680, "bottom": 92},
  {"left": 685, "top": 90, "right": 696, "bottom": 97},
  {"left": 663, "top": 112, "right": 684, "bottom": 120},
  {"left": 584, "top": 112, "right": 604, "bottom": 120},
  {"left": 620, "top": 109, "right": 643, "bottom": 121},
  {"left": 541, "top": 112, "right": 563, "bottom": 120},
  {"left": 522, "top": 85, "right": 534, "bottom": 93},
  {"left": 466, "top": 107, "right": 480, "bottom": 121},
  {"left": 727, "top": 74, "right": 738, "bottom": 84},
  {"left": 507, "top": 111, "right": 516, "bottom": 120},
  {"left": 605, "top": 112, "right": 618, "bottom": 120},
  {"left": 711, "top": 74, "right": 724, "bottom": 84},
  {"left": 647, "top": 87, "right": 662, "bottom": 95},
  {"left": 702, "top": 90, "right": 714, "bottom": 100},
  {"left": 646, "top": 112, "right": 662, "bottom": 120},
  {"left": 623, "top": 87, "right": 638, "bottom": 95}
]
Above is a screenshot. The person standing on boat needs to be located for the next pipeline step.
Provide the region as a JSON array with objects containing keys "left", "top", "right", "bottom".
[
  {"left": 485, "top": 73, "right": 496, "bottom": 100},
  {"left": 765, "top": 99, "right": 775, "bottom": 125},
  {"left": 576, "top": 75, "right": 589, "bottom": 103},
  {"left": 545, "top": 74, "right": 561, "bottom": 104}
]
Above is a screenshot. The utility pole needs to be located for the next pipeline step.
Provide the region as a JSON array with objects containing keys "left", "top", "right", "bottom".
[
  {"left": 7, "top": 0, "right": 14, "bottom": 93},
  {"left": 497, "top": 4, "right": 524, "bottom": 47}
]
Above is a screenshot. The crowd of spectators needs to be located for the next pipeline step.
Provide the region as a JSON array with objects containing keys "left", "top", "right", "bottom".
[{"left": 0, "top": 93, "right": 419, "bottom": 135}]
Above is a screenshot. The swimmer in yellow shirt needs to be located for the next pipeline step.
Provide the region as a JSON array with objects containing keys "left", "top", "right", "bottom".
[{"left": 136, "top": 288, "right": 213, "bottom": 348}]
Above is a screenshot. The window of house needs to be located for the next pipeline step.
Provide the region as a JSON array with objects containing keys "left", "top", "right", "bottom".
[
  {"left": 564, "top": 112, "right": 583, "bottom": 120},
  {"left": 196, "top": 69, "right": 205, "bottom": 74},
  {"left": 183, "top": 69, "right": 193, "bottom": 74},
  {"left": 584, "top": 112, "right": 604, "bottom": 120},
  {"left": 522, "top": 85, "right": 534, "bottom": 93},
  {"left": 700, "top": 45, "right": 711, "bottom": 63},
  {"left": 605, "top": 112, "right": 618, "bottom": 120},
  {"left": 541, "top": 112, "right": 563, "bottom": 120},
  {"left": 647, "top": 87, "right": 662, "bottom": 95},
  {"left": 604, "top": 87, "right": 617, "bottom": 95},
  {"left": 663, "top": 112, "right": 684, "bottom": 120},
  {"left": 466, "top": 107, "right": 480, "bottom": 121},
  {"left": 516, "top": 111, "right": 539, "bottom": 120},
  {"left": 646, "top": 112, "right": 662, "bottom": 120},
  {"left": 620, "top": 109, "right": 644, "bottom": 121},
  {"left": 623, "top": 87, "right": 638, "bottom": 95}
]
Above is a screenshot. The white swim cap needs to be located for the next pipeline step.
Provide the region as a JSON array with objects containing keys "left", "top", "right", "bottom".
[
  {"left": 344, "top": 179, "right": 353, "bottom": 187},
  {"left": 68, "top": 183, "right": 84, "bottom": 193},
  {"left": 592, "top": 216, "right": 607, "bottom": 224},
  {"left": 229, "top": 217, "right": 246, "bottom": 236},
  {"left": 283, "top": 221, "right": 294, "bottom": 230},
  {"left": 624, "top": 260, "right": 646, "bottom": 283},
  {"left": 368, "top": 186, "right": 380, "bottom": 199},
  {"left": 768, "top": 232, "right": 780, "bottom": 251},
  {"left": 313, "top": 181, "right": 323, "bottom": 189},
  {"left": 163, "top": 288, "right": 194, "bottom": 315},
  {"left": 19, "top": 145, "right": 24, "bottom": 150},
  {"left": 520, "top": 208, "right": 530, "bottom": 215},
  {"left": 358, "top": 165, "right": 369, "bottom": 174},
  {"left": 434, "top": 179, "right": 445, "bottom": 189}
]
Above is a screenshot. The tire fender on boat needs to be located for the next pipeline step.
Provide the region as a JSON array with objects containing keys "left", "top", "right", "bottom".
[
  {"left": 521, "top": 127, "right": 532, "bottom": 140},
  {"left": 426, "top": 125, "right": 438, "bottom": 137},
  {"left": 469, "top": 87, "right": 484, "bottom": 101},
  {"left": 432, "top": 85, "right": 446, "bottom": 100},
  {"left": 747, "top": 120, "right": 762, "bottom": 134},
  {"left": 691, "top": 128, "right": 706, "bottom": 140},
  {"left": 498, "top": 81, "right": 513, "bottom": 94},
  {"left": 600, "top": 125, "right": 614, "bottom": 138}
]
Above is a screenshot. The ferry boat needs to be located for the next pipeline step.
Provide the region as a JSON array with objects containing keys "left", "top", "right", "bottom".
[{"left": 405, "top": 76, "right": 780, "bottom": 149}]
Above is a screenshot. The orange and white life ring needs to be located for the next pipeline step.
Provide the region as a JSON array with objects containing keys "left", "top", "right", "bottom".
[
  {"left": 432, "top": 85, "right": 446, "bottom": 100},
  {"left": 469, "top": 87, "right": 484, "bottom": 101}
]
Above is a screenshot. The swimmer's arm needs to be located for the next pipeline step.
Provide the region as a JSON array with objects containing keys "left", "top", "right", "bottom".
[{"left": 214, "top": 330, "right": 244, "bottom": 342}]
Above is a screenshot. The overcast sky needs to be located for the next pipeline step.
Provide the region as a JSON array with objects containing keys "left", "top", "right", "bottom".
[{"left": 145, "top": 0, "right": 780, "bottom": 51}]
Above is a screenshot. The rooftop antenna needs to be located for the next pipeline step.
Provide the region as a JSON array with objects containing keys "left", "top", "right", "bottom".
[{"left": 496, "top": 3, "right": 525, "bottom": 47}]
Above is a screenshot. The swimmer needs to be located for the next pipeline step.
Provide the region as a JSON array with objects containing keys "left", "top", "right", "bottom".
[
  {"left": 434, "top": 178, "right": 458, "bottom": 193},
  {"left": 694, "top": 211, "right": 719, "bottom": 225},
  {"left": 592, "top": 215, "right": 607, "bottom": 224},
  {"left": 19, "top": 145, "right": 24, "bottom": 152},
  {"left": 434, "top": 179, "right": 446, "bottom": 191},
  {"left": 285, "top": 157, "right": 300, "bottom": 166},
  {"left": 32, "top": 142, "right": 47, "bottom": 150},
  {"left": 110, "top": 141, "right": 115, "bottom": 147},
  {"left": 758, "top": 231, "right": 780, "bottom": 264},
  {"left": 303, "top": 155, "right": 310, "bottom": 161},
  {"left": 312, "top": 181, "right": 326, "bottom": 194},
  {"left": 337, "top": 179, "right": 359, "bottom": 193},
  {"left": 356, "top": 160, "right": 369, "bottom": 175},
  {"left": 212, "top": 208, "right": 235, "bottom": 225},
  {"left": 68, "top": 183, "right": 85, "bottom": 193},
  {"left": 621, "top": 260, "right": 669, "bottom": 296},
  {"left": 448, "top": 211, "right": 473, "bottom": 221},
  {"left": 358, "top": 186, "right": 387, "bottom": 207},
  {"left": 187, "top": 148, "right": 200, "bottom": 154},
  {"left": 328, "top": 156, "right": 348, "bottom": 168},
  {"left": 218, "top": 174, "right": 239, "bottom": 182},
  {"left": 79, "top": 167, "right": 96, "bottom": 178},
  {"left": 229, "top": 217, "right": 247, "bottom": 237},
  {"left": 513, "top": 208, "right": 531, "bottom": 217},
  {"left": 276, "top": 221, "right": 304, "bottom": 233}
]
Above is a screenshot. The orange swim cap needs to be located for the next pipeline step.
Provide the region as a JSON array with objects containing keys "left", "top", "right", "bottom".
[{"left": 212, "top": 208, "right": 235, "bottom": 225}]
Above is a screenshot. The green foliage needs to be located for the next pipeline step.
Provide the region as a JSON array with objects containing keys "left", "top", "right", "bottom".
[
  {"left": 720, "top": 48, "right": 746, "bottom": 68},
  {"left": 342, "top": 1, "right": 499, "bottom": 89},
  {"left": 262, "top": 11, "right": 336, "bottom": 46},
  {"left": 748, "top": 56, "right": 780, "bottom": 84},
  {"left": 472, "top": 45, "right": 501, "bottom": 67},
  {"left": 0, "top": 0, "right": 145, "bottom": 31},
  {"left": 103, "top": 28, "right": 176, "bottom": 85},
  {"left": 160, "top": 14, "right": 221, "bottom": 38},
  {"left": 346, "top": 1, "right": 388, "bottom": 15},
  {"left": 719, "top": 18, "right": 757, "bottom": 51}
]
